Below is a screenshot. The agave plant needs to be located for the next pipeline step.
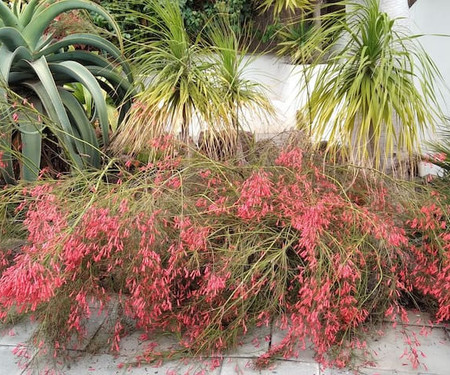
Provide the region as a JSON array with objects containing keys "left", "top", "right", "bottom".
[
  {"left": 0, "top": 0, "right": 134, "bottom": 182},
  {"left": 305, "top": 0, "right": 442, "bottom": 170}
]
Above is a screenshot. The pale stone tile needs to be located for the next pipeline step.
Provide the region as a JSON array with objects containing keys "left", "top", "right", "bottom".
[
  {"left": 0, "top": 320, "right": 37, "bottom": 346},
  {"left": 270, "top": 325, "right": 316, "bottom": 363},
  {"left": 320, "top": 368, "right": 424, "bottom": 375},
  {"left": 64, "top": 355, "right": 221, "bottom": 375},
  {"left": 117, "top": 331, "right": 181, "bottom": 358},
  {"left": 230, "top": 326, "right": 271, "bottom": 358},
  {"left": 365, "top": 323, "right": 450, "bottom": 375},
  {"left": 0, "top": 346, "right": 22, "bottom": 375},
  {"left": 261, "top": 360, "right": 320, "bottom": 375},
  {"left": 221, "top": 358, "right": 261, "bottom": 375}
]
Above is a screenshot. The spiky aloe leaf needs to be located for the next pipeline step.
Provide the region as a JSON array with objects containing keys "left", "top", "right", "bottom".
[
  {"left": 0, "top": 2, "right": 19, "bottom": 28},
  {"left": 46, "top": 50, "right": 116, "bottom": 73},
  {"left": 58, "top": 88, "right": 100, "bottom": 167},
  {"left": 26, "top": 57, "right": 83, "bottom": 168},
  {"left": 0, "top": 45, "right": 32, "bottom": 80},
  {"left": 19, "top": 0, "right": 40, "bottom": 27},
  {"left": 19, "top": 115, "right": 42, "bottom": 181},
  {"left": 85, "top": 66, "right": 134, "bottom": 125},
  {"left": 49, "top": 61, "right": 111, "bottom": 146},
  {"left": 23, "top": 0, "right": 123, "bottom": 51},
  {"left": 38, "top": 34, "right": 133, "bottom": 82},
  {"left": 0, "top": 27, "right": 29, "bottom": 51}
]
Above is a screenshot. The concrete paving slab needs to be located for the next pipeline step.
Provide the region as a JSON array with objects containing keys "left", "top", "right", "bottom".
[
  {"left": 62, "top": 352, "right": 223, "bottom": 375},
  {"left": 365, "top": 324, "right": 450, "bottom": 375},
  {"left": 320, "top": 368, "right": 428, "bottom": 375},
  {"left": 62, "top": 353, "right": 131, "bottom": 375},
  {"left": 261, "top": 360, "right": 320, "bottom": 375},
  {"left": 270, "top": 325, "right": 316, "bottom": 363},
  {"left": 221, "top": 358, "right": 261, "bottom": 375},
  {"left": 65, "top": 311, "right": 109, "bottom": 352},
  {"left": 120, "top": 358, "right": 222, "bottom": 375},
  {"left": 229, "top": 326, "right": 271, "bottom": 359},
  {"left": 0, "top": 320, "right": 37, "bottom": 346},
  {"left": 118, "top": 331, "right": 181, "bottom": 358},
  {"left": 0, "top": 346, "right": 23, "bottom": 375}
]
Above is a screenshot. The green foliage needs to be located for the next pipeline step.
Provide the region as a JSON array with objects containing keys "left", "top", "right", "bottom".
[
  {"left": 98, "top": 0, "right": 255, "bottom": 40},
  {"left": 206, "top": 17, "right": 273, "bottom": 155},
  {"left": 1, "top": 142, "right": 450, "bottom": 370},
  {"left": 112, "top": 1, "right": 271, "bottom": 158},
  {"left": 257, "top": 0, "right": 314, "bottom": 16},
  {"left": 305, "top": 0, "right": 442, "bottom": 170},
  {"left": 276, "top": 17, "right": 315, "bottom": 62},
  {"left": 112, "top": 0, "right": 223, "bottom": 154},
  {"left": 0, "top": 0, "right": 134, "bottom": 183}
]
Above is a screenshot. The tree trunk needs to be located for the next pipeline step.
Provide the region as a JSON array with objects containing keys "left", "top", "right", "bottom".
[{"left": 313, "top": 0, "right": 323, "bottom": 29}]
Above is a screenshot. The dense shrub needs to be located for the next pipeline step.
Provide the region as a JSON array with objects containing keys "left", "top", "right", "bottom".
[
  {"left": 0, "top": 140, "right": 449, "bottom": 370},
  {"left": 96, "top": 0, "right": 255, "bottom": 39}
]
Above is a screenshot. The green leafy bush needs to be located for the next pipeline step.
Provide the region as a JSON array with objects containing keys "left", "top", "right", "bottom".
[{"left": 97, "top": 0, "right": 255, "bottom": 40}]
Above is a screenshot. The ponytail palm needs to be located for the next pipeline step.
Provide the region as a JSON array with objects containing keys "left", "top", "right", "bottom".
[
  {"left": 306, "top": 0, "right": 442, "bottom": 170},
  {"left": 206, "top": 18, "right": 273, "bottom": 156},
  {"left": 0, "top": 0, "right": 133, "bottom": 182},
  {"left": 112, "top": 0, "right": 224, "bottom": 154}
]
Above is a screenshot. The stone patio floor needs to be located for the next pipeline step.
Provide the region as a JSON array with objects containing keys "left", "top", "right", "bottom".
[{"left": 1, "top": 310, "right": 449, "bottom": 375}]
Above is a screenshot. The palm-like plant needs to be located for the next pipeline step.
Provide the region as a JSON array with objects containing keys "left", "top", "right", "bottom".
[
  {"left": 112, "top": 0, "right": 224, "bottom": 155},
  {"left": 206, "top": 17, "right": 273, "bottom": 158},
  {"left": 0, "top": 0, "right": 133, "bottom": 182},
  {"left": 258, "top": 0, "right": 314, "bottom": 15},
  {"left": 305, "top": 0, "right": 442, "bottom": 170}
]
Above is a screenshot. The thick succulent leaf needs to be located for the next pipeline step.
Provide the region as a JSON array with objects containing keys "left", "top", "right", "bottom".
[
  {"left": 34, "top": 32, "right": 53, "bottom": 51},
  {"left": 0, "top": 27, "right": 30, "bottom": 51},
  {"left": 19, "top": 0, "right": 40, "bottom": 27},
  {"left": 8, "top": 71, "right": 36, "bottom": 84},
  {"left": 0, "top": 102, "right": 15, "bottom": 184},
  {"left": 49, "top": 61, "right": 111, "bottom": 146},
  {"left": 0, "top": 2, "right": 19, "bottom": 28},
  {"left": 46, "top": 50, "right": 116, "bottom": 72},
  {"left": 90, "top": 69, "right": 133, "bottom": 126},
  {"left": 0, "top": 45, "right": 32, "bottom": 82},
  {"left": 87, "top": 65, "right": 134, "bottom": 99},
  {"left": 58, "top": 88, "right": 100, "bottom": 167},
  {"left": 37, "top": 34, "right": 133, "bottom": 83},
  {"left": 19, "top": 116, "right": 42, "bottom": 181},
  {"left": 23, "top": 0, "right": 123, "bottom": 51},
  {"left": 26, "top": 57, "right": 83, "bottom": 168},
  {"left": 12, "top": 1, "right": 20, "bottom": 18}
]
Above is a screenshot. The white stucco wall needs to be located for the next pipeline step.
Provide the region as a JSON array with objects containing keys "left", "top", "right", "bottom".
[{"left": 411, "top": 0, "right": 450, "bottom": 122}]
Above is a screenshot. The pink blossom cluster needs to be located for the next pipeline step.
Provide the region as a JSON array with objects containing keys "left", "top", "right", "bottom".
[{"left": 0, "top": 143, "right": 449, "bottom": 370}]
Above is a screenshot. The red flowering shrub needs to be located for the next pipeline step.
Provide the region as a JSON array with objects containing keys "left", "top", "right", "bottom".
[{"left": 0, "top": 143, "right": 449, "bottom": 370}]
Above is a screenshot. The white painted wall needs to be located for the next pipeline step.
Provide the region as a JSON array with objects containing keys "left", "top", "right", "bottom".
[{"left": 410, "top": 0, "right": 450, "bottom": 121}]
